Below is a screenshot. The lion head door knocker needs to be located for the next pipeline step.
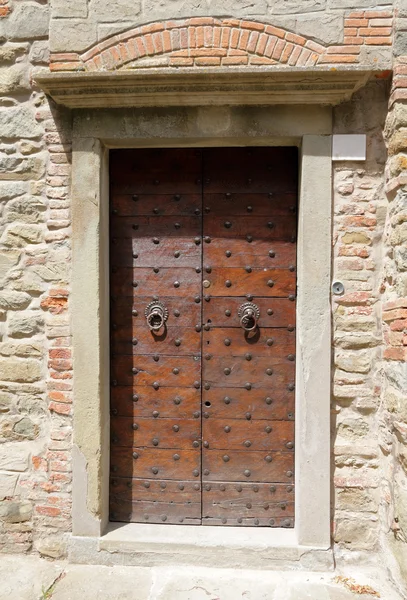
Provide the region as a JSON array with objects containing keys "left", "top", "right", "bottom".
[
  {"left": 145, "top": 300, "right": 168, "bottom": 334},
  {"left": 238, "top": 302, "right": 260, "bottom": 332}
]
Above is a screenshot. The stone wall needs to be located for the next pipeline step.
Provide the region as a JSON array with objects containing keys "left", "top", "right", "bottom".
[
  {"left": 0, "top": 0, "right": 406, "bottom": 587},
  {"left": 0, "top": 0, "right": 73, "bottom": 558},
  {"left": 332, "top": 78, "right": 389, "bottom": 555},
  {"left": 380, "top": 0, "right": 407, "bottom": 587}
]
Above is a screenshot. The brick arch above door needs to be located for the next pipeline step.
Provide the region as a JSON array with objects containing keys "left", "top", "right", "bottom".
[{"left": 49, "top": 14, "right": 392, "bottom": 73}]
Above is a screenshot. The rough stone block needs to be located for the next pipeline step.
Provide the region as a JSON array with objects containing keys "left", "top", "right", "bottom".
[
  {"left": 8, "top": 313, "right": 44, "bottom": 339},
  {"left": 0, "top": 501, "right": 32, "bottom": 523},
  {"left": 296, "top": 12, "right": 344, "bottom": 45},
  {"left": 269, "top": 0, "right": 325, "bottom": 14},
  {"left": 0, "top": 65, "right": 30, "bottom": 94},
  {"left": 335, "top": 487, "right": 379, "bottom": 512},
  {"left": 335, "top": 350, "right": 372, "bottom": 373},
  {"left": 90, "top": 0, "right": 141, "bottom": 22},
  {"left": 29, "top": 41, "right": 50, "bottom": 65},
  {"left": 0, "top": 446, "right": 29, "bottom": 472},
  {"left": 0, "top": 43, "right": 28, "bottom": 64},
  {"left": 1, "top": 224, "right": 43, "bottom": 246},
  {"left": 0, "top": 106, "right": 42, "bottom": 140},
  {"left": 7, "top": 3, "right": 50, "bottom": 40},
  {"left": 51, "top": 0, "right": 88, "bottom": 18},
  {"left": 0, "top": 359, "right": 42, "bottom": 383},
  {"left": 0, "top": 291, "right": 31, "bottom": 311},
  {"left": 5, "top": 197, "right": 46, "bottom": 225},
  {"left": 334, "top": 517, "right": 379, "bottom": 550},
  {"left": 50, "top": 19, "right": 98, "bottom": 52},
  {"left": 337, "top": 418, "right": 370, "bottom": 441},
  {"left": 0, "top": 474, "right": 18, "bottom": 499},
  {"left": 0, "top": 251, "right": 21, "bottom": 282}
]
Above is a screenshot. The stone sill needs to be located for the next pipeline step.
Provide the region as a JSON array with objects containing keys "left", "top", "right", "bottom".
[
  {"left": 35, "top": 66, "right": 372, "bottom": 108},
  {"left": 69, "top": 523, "right": 333, "bottom": 570}
]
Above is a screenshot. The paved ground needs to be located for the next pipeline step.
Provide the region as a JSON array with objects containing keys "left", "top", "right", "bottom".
[{"left": 0, "top": 555, "right": 404, "bottom": 600}]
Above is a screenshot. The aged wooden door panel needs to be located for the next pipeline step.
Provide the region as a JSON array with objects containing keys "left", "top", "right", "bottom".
[
  {"left": 110, "top": 149, "right": 203, "bottom": 525},
  {"left": 109, "top": 147, "right": 298, "bottom": 527},
  {"left": 201, "top": 148, "right": 297, "bottom": 527}
]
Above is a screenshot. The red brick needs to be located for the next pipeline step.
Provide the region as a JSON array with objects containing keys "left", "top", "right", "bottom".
[
  {"left": 221, "top": 27, "right": 231, "bottom": 49},
  {"left": 247, "top": 31, "right": 259, "bottom": 53},
  {"left": 364, "top": 10, "right": 392, "bottom": 18},
  {"left": 51, "top": 473, "right": 72, "bottom": 483},
  {"left": 50, "top": 62, "right": 83, "bottom": 72},
  {"left": 241, "top": 20, "right": 265, "bottom": 32},
  {"left": 49, "top": 460, "right": 72, "bottom": 473},
  {"left": 334, "top": 291, "right": 374, "bottom": 305},
  {"left": 162, "top": 30, "right": 172, "bottom": 53},
  {"left": 221, "top": 18, "right": 240, "bottom": 28},
  {"left": 48, "top": 402, "right": 72, "bottom": 416},
  {"left": 213, "top": 26, "right": 221, "bottom": 47},
  {"left": 345, "top": 18, "right": 368, "bottom": 27},
  {"left": 369, "top": 18, "right": 393, "bottom": 27},
  {"left": 135, "top": 37, "right": 147, "bottom": 58},
  {"left": 255, "top": 33, "right": 268, "bottom": 55},
  {"left": 169, "top": 57, "right": 193, "bottom": 66},
  {"left": 189, "top": 48, "right": 226, "bottom": 57},
  {"left": 180, "top": 27, "right": 188, "bottom": 49},
  {"left": 265, "top": 25, "right": 285, "bottom": 39},
  {"left": 49, "top": 349, "right": 71, "bottom": 360},
  {"left": 319, "top": 55, "right": 358, "bottom": 64},
  {"left": 36, "top": 506, "right": 61, "bottom": 517},
  {"left": 347, "top": 11, "right": 365, "bottom": 18},
  {"left": 228, "top": 49, "right": 247, "bottom": 56},
  {"left": 365, "top": 37, "right": 392, "bottom": 45},
  {"left": 297, "top": 47, "right": 311, "bottom": 66},
  {"left": 238, "top": 29, "right": 250, "bottom": 51},
  {"left": 250, "top": 56, "right": 275, "bottom": 65},
  {"left": 327, "top": 45, "right": 361, "bottom": 54},
  {"left": 0, "top": 6, "right": 10, "bottom": 16},
  {"left": 384, "top": 347, "right": 407, "bottom": 361},
  {"left": 285, "top": 32, "right": 306, "bottom": 46},
  {"left": 305, "top": 39, "right": 325, "bottom": 53},
  {"left": 32, "top": 456, "right": 48, "bottom": 472},
  {"left": 194, "top": 56, "right": 221, "bottom": 66},
  {"left": 280, "top": 42, "right": 294, "bottom": 63},
  {"left": 118, "top": 42, "right": 130, "bottom": 63},
  {"left": 47, "top": 381, "right": 73, "bottom": 391},
  {"left": 344, "top": 36, "right": 364, "bottom": 45},
  {"left": 204, "top": 25, "right": 213, "bottom": 47},
  {"left": 359, "top": 27, "right": 392, "bottom": 36},
  {"left": 196, "top": 26, "right": 204, "bottom": 48},
  {"left": 230, "top": 28, "right": 240, "bottom": 49},
  {"left": 188, "top": 26, "right": 196, "bottom": 49},
  {"left": 288, "top": 45, "right": 302, "bottom": 65},
  {"left": 344, "top": 27, "right": 358, "bottom": 36},
  {"left": 342, "top": 216, "right": 377, "bottom": 227},
  {"left": 390, "top": 319, "right": 407, "bottom": 332},
  {"left": 48, "top": 390, "right": 72, "bottom": 403},
  {"left": 171, "top": 50, "right": 189, "bottom": 57},
  {"left": 40, "top": 296, "right": 68, "bottom": 314},
  {"left": 187, "top": 17, "right": 215, "bottom": 26},
  {"left": 272, "top": 38, "right": 285, "bottom": 60},
  {"left": 152, "top": 32, "right": 163, "bottom": 54},
  {"left": 50, "top": 53, "right": 80, "bottom": 62},
  {"left": 222, "top": 56, "right": 248, "bottom": 65},
  {"left": 143, "top": 34, "right": 155, "bottom": 55}
]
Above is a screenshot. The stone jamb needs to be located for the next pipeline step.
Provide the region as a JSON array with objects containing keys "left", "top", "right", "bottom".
[{"left": 70, "top": 107, "right": 332, "bottom": 566}]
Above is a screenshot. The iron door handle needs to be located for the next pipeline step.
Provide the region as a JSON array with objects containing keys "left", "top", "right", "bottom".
[
  {"left": 145, "top": 301, "right": 168, "bottom": 333},
  {"left": 238, "top": 302, "right": 260, "bottom": 331}
]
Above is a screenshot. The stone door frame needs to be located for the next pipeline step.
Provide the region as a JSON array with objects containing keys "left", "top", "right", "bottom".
[{"left": 69, "top": 105, "right": 332, "bottom": 568}]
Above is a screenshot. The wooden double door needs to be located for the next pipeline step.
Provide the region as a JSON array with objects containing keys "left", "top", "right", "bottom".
[{"left": 109, "top": 147, "right": 298, "bottom": 527}]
